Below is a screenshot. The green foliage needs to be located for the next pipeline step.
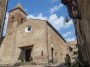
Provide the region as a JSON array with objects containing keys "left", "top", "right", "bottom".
[
  {"left": 21, "top": 59, "right": 24, "bottom": 62},
  {"left": 71, "top": 59, "right": 89, "bottom": 67},
  {"left": 30, "top": 56, "right": 33, "bottom": 61}
]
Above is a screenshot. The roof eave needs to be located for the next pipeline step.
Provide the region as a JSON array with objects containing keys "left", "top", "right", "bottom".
[{"left": 9, "top": 8, "right": 27, "bottom": 15}]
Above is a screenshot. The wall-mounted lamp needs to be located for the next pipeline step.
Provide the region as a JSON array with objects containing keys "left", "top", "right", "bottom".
[{"left": 65, "top": 15, "right": 69, "bottom": 23}]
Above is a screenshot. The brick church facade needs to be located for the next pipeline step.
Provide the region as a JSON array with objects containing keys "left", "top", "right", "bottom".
[{"left": 0, "top": 3, "right": 68, "bottom": 65}]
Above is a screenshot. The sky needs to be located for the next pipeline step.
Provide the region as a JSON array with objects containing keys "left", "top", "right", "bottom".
[{"left": 3, "top": 0, "right": 76, "bottom": 42}]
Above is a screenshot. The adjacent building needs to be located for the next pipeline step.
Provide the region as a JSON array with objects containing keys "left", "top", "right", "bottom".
[
  {"left": 67, "top": 41, "right": 78, "bottom": 63},
  {"left": 0, "top": 0, "right": 8, "bottom": 44},
  {"left": 0, "top": 3, "right": 68, "bottom": 65}
]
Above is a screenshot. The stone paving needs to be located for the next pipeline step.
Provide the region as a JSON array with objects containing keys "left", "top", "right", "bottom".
[
  {"left": 0, "top": 64, "right": 67, "bottom": 67},
  {"left": 0, "top": 62, "right": 67, "bottom": 67},
  {"left": 15, "top": 65, "right": 66, "bottom": 67}
]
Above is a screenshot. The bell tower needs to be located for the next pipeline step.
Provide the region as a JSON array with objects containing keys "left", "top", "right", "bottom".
[{"left": 6, "top": 3, "right": 27, "bottom": 35}]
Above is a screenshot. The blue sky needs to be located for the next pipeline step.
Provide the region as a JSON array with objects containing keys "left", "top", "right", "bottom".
[{"left": 3, "top": 0, "right": 76, "bottom": 42}]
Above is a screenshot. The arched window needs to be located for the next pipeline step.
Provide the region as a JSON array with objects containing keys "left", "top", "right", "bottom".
[
  {"left": 12, "top": 16, "right": 14, "bottom": 22},
  {"left": 21, "top": 18, "right": 23, "bottom": 24}
]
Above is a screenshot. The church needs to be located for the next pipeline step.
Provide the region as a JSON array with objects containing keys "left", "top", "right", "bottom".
[{"left": 0, "top": 3, "right": 68, "bottom": 65}]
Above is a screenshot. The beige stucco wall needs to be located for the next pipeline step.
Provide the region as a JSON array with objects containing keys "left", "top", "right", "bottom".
[
  {"left": 6, "top": 9, "right": 27, "bottom": 36},
  {"left": 0, "top": 19, "right": 48, "bottom": 64},
  {"left": 66, "top": 41, "right": 78, "bottom": 63},
  {"left": 0, "top": 19, "right": 68, "bottom": 65},
  {"left": 15, "top": 19, "right": 48, "bottom": 63},
  {"left": 0, "top": 31, "right": 16, "bottom": 64},
  {"left": 47, "top": 23, "right": 68, "bottom": 64}
]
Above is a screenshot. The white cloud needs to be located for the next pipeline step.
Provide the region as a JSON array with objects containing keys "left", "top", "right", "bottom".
[
  {"left": 3, "top": 12, "right": 75, "bottom": 43},
  {"left": 27, "top": 13, "right": 75, "bottom": 42},
  {"left": 49, "top": 4, "right": 63, "bottom": 14},
  {"left": 27, "top": 13, "right": 48, "bottom": 20},
  {"left": 27, "top": 13, "right": 73, "bottom": 30},
  {"left": 48, "top": 14, "right": 65, "bottom": 30},
  {"left": 3, "top": 12, "right": 9, "bottom": 36},
  {"left": 65, "top": 37, "right": 76, "bottom": 42},
  {"left": 3, "top": 13, "right": 73, "bottom": 37},
  {"left": 27, "top": 13, "right": 65, "bottom": 30},
  {"left": 51, "top": 0, "right": 59, "bottom": 3},
  {"left": 63, "top": 31, "right": 72, "bottom": 37}
]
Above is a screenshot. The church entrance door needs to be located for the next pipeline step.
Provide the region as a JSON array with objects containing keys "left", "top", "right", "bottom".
[
  {"left": 25, "top": 49, "right": 31, "bottom": 62},
  {"left": 19, "top": 45, "right": 33, "bottom": 62}
]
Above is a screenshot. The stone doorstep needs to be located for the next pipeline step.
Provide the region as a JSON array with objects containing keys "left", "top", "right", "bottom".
[
  {"left": 36, "top": 62, "right": 47, "bottom": 65},
  {"left": 16, "top": 65, "right": 66, "bottom": 67},
  {"left": 0, "top": 62, "right": 64, "bottom": 67},
  {"left": 0, "top": 64, "right": 15, "bottom": 67},
  {"left": 0, "top": 62, "right": 22, "bottom": 67},
  {"left": 0, "top": 61, "right": 47, "bottom": 66}
]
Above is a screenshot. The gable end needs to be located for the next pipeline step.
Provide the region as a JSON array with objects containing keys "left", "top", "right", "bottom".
[{"left": 46, "top": 21, "right": 66, "bottom": 43}]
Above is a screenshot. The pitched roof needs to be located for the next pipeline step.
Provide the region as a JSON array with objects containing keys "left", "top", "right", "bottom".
[
  {"left": 9, "top": 3, "right": 27, "bottom": 15},
  {"left": 15, "top": 3, "right": 23, "bottom": 10},
  {"left": 46, "top": 21, "right": 66, "bottom": 43}
]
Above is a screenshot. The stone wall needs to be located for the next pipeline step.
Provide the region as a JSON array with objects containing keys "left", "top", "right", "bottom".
[
  {"left": 66, "top": 41, "right": 78, "bottom": 63},
  {"left": 7, "top": 9, "right": 27, "bottom": 36},
  {"left": 47, "top": 22, "right": 68, "bottom": 64},
  {"left": 0, "top": 19, "right": 48, "bottom": 64},
  {"left": 15, "top": 19, "right": 48, "bottom": 63}
]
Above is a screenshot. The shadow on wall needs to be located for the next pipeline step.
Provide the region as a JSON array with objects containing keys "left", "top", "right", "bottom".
[{"left": 18, "top": 49, "right": 25, "bottom": 62}]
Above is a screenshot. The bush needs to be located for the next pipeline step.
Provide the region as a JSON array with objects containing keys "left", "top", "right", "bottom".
[
  {"left": 71, "top": 59, "right": 89, "bottom": 67},
  {"left": 30, "top": 56, "right": 33, "bottom": 61}
]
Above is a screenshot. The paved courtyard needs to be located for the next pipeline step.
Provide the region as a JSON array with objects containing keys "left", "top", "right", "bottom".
[
  {"left": 15, "top": 65, "right": 66, "bottom": 67},
  {"left": 0, "top": 64, "right": 66, "bottom": 67}
]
